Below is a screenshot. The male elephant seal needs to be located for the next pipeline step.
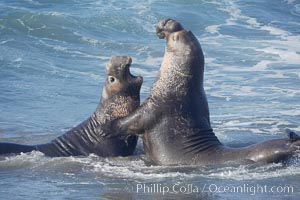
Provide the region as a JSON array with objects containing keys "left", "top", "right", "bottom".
[
  {"left": 0, "top": 56, "right": 143, "bottom": 157},
  {"left": 107, "top": 19, "right": 300, "bottom": 166}
]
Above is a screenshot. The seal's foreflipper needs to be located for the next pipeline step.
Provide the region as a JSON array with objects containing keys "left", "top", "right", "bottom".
[{"left": 286, "top": 129, "right": 300, "bottom": 142}]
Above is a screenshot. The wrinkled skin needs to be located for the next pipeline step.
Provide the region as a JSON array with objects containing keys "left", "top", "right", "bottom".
[
  {"left": 0, "top": 56, "right": 143, "bottom": 157},
  {"left": 110, "top": 19, "right": 300, "bottom": 166}
]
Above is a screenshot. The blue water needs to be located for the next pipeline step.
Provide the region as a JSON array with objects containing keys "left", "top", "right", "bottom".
[{"left": 0, "top": 0, "right": 300, "bottom": 199}]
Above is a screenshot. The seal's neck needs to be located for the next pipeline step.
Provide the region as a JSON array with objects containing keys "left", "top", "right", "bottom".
[
  {"left": 150, "top": 52, "right": 204, "bottom": 99},
  {"left": 96, "top": 93, "right": 139, "bottom": 124}
]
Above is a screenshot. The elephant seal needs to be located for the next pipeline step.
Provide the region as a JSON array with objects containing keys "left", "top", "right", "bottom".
[
  {"left": 0, "top": 56, "right": 143, "bottom": 157},
  {"left": 107, "top": 19, "right": 300, "bottom": 166}
]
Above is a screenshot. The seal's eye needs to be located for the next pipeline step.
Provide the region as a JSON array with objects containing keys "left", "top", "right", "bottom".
[{"left": 109, "top": 76, "right": 116, "bottom": 83}]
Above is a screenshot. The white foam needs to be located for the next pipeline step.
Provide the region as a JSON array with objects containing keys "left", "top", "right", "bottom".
[
  {"left": 204, "top": 0, "right": 300, "bottom": 71},
  {"left": 252, "top": 59, "right": 274, "bottom": 71},
  {"left": 261, "top": 26, "right": 289, "bottom": 37},
  {"left": 257, "top": 45, "right": 300, "bottom": 65},
  {"left": 246, "top": 18, "right": 260, "bottom": 28},
  {"left": 0, "top": 151, "right": 46, "bottom": 169},
  {"left": 206, "top": 163, "right": 300, "bottom": 180},
  {"left": 13, "top": 57, "right": 23, "bottom": 62},
  {"left": 38, "top": 39, "right": 102, "bottom": 60},
  {"left": 258, "top": 86, "right": 300, "bottom": 97},
  {"left": 278, "top": 109, "right": 300, "bottom": 116},
  {"left": 91, "top": 157, "right": 300, "bottom": 181},
  {"left": 1, "top": 151, "right": 299, "bottom": 183},
  {"left": 23, "top": 0, "right": 42, "bottom": 6},
  {"left": 73, "top": 31, "right": 100, "bottom": 46},
  {"left": 91, "top": 161, "right": 185, "bottom": 180},
  {"left": 46, "top": 11, "right": 65, "bottom": 17},
  {"left": 263, "top": 72, "right": 286, "bottom": 79},
  {"left": 0, "top": 39, "right": 15, "bottom": 44},
  {"left": 205, "top": 25, "right": 220, "bottom": 34}
]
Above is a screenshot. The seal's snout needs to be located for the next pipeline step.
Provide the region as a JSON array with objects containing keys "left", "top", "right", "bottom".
[
  {"left": 156, "top": 19, "right": 184, "bottom": 39},
  {"left": 120, "top": 56, "right": 132, "bottom": 69},
  {"left": 156, "top": 19, "right": 171, "bottom": 39},
  {"left": 125, "top": 56, "right": 132, "bottom": 65}
]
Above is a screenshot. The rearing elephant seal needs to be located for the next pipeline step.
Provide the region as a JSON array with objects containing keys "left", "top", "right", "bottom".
[
  {"left": 108, "top": 19, "right": 300, "bottom": 166},
  {"left": 0, "top": 56, "right": 143, "bottom": 157}
]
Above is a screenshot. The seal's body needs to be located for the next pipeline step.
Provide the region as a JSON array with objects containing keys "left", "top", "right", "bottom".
[
  {"left": 111, "top": 19, "right": 300, "bottom": 165},
  {"left": 0, "top": 56, "right": 143, "bottom": 157}
]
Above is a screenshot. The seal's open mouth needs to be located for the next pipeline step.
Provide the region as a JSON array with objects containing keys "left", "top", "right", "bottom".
[{"left": 125, "top": 63, "right": 143, "bottom": 86}]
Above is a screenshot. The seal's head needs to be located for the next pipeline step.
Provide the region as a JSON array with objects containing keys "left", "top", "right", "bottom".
[
  {"left": 102, "top": 56, "right": 143, "bottom": 100},
  {"left": 156, "top": 19, "right": 202, "bottom": 57},
  {"left": 155, "top": 19, "right": 204, "bottom": 79},
  {"left": 99, "top": 56, "right": 141, "bottom": 154}
]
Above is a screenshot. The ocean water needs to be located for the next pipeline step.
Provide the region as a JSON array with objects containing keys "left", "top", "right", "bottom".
[{"left": 0, "top": 0, "right": 300, "bottom": 199}]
